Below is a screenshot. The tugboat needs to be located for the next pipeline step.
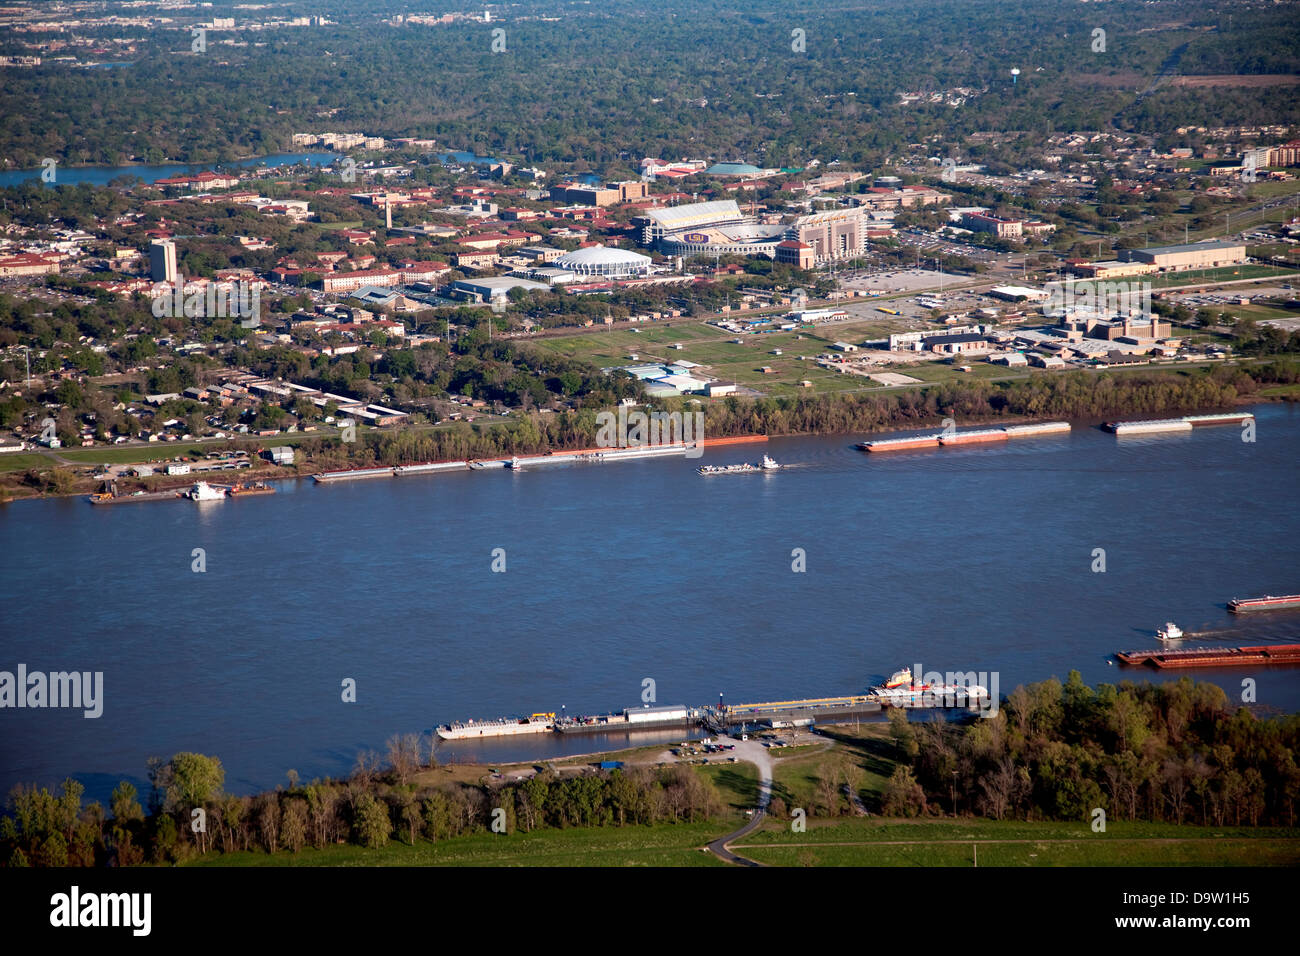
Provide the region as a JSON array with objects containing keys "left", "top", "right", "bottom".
[
  {"left": 698, "top": 454, "right": 780, "bottom": 476},
  {"left": 185, "top": 480, "right": 226, "bottom": 501},
  {"left": 882, "top": 667, "right": 912, "bottom": 689},
  {"left": 1155, "top": 622, "right": 1184, "bottom": 642}
]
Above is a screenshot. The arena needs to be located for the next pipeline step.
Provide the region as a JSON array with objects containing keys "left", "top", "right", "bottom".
[{"left": 553, "top": 244, "right": 654, "bottom": 278}]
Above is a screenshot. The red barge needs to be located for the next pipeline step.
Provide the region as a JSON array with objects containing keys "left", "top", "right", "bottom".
[{"left": 1115, "top": 644, "right": 1300, "bottom": 669}]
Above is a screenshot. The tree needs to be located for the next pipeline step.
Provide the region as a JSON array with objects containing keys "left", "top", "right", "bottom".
[
  {"left": 353, "top": 793, "right": 392, "bottom": 849},
  {"left": 280, "top": 798, "right": 308, "bottom": 853},
  {"left": 882, "top": 767, "right": 927, "bottom": 817}
]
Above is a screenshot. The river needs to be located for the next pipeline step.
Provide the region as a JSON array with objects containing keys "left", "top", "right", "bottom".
[
  {"left": 0, "top": 152, "right": 340, "bottom": 189},
  {"left": 2, "top": 404, "right": 1298, "bottom": 800}
]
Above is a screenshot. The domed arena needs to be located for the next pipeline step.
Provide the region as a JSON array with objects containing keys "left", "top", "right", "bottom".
[{"left": 553, "top": 245, "right": 654, "bottom": 278}]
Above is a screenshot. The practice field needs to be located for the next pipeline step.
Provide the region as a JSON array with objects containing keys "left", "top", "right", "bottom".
[{"left": 520, "top": 319, "right": 923, "bottom": 397}]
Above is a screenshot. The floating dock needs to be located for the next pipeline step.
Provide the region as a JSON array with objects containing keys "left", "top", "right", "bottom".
[
  {"left": 438, "top": 681, "right": 989, "bottom": 743},
  {"left": 1115, "top": 643, "right": 1300, "bottom": 669},
  {"left": 859, "top": 421, "right": 1070, "bottom": 452}
]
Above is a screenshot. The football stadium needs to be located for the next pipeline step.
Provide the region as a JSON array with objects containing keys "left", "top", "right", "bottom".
[{"left": 643, "top": 200, "right": 867, "bottom": 262}]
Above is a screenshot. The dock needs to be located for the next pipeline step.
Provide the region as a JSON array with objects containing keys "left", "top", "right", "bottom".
[
  {"left": 1115, "top": 643, "right": 1300, "bottom": 668},
  {"left": 440, "top": 682, "right": 991, "bottom": 745}
]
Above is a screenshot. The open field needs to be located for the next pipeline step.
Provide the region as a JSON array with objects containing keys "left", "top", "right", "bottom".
[
  {"left": 54, "top": 443, "right": 213, "bottom": 464},
  {"left": 521, "top": 319, "right": 911, "bottom": 396},
  {"left": 0, "top": 454, "right": 50, "bottom": 471}
]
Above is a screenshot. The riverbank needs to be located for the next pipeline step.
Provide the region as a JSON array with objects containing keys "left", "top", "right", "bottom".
[{"left": 0, "top": 384, "right": 1289, "bottom": 504}]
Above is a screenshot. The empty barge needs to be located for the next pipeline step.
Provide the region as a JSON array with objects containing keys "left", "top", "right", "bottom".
[
  {"left": 1228, "top": 594, "right": 1300, "bottom": 614},
  {"left": 1115, "top": 644, "right": 1300, "bottom": 669}
]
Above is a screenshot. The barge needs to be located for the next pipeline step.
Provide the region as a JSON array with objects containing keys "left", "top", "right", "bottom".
[
  {"left": 858, "top": 434, "right": 942, "bottom": 452},
  {"left": 1105, "top": 412, "right": 1253, "bottom": 435},
  {"left": 1115, "top": 643, "right": 1300, "bottom": 669},
  {"left": 939, "top": 428, "right": 1008, "bottom": 447},
  {"left": 554, "top": 705, "right": 697, "bottom": 735},
  {"left": 88, "top": 489, "right": 183, "bottom": 505},
  {"left": 1106, "top": 418, "right": 1193, "bottom": 435},
  {"left": 437, "top": 712, "right": 556, "bottom": 740},
  {"left": 1228, "top": 594, "right": 1300, "bottom": 614},
  {"left": 859, "top": 421, "right": 1070, "bottom": 452}
]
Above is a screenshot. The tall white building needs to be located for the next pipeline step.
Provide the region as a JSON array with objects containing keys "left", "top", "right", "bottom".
[{"left": 149, "top": 239, "right": 177, "bottom": 283}]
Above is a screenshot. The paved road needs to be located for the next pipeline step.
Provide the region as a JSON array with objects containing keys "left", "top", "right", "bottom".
[{"left": 706, "top": 739, "right": 774, "bottom": 866}]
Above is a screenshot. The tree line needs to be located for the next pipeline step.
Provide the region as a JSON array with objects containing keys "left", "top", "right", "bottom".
[
  {"left": 1, "top": 737, "right": 724, "bottom": 866},
  {"left": 884, "top": 674, "right": 1300, "bottom": 827}
]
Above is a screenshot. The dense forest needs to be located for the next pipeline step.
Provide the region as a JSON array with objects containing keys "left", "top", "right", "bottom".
[
  {"left": 883, "top": 674, "right": 1300, "bottom": 827},
  {"left": 3, "top": 0, "right": 1299, "bottom": 171}
]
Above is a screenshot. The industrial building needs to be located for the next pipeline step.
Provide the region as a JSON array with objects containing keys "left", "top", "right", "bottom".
[{"left": 1121, "top": 241, "right": 1248, "bottom": 272}]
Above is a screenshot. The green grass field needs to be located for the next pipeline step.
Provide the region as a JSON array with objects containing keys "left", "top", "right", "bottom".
[
  {"left": 0, "top": 453, "right": 51, "bottom": 472},
  {"left": 193, "top": 821, "right": 731, "bottom": 867},
  {"left": 734, "top": 819, "right": 1300, "bottom": 867}
]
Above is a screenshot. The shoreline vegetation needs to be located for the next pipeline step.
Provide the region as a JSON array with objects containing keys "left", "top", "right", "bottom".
[
  {"left": 3, "top": 674, "right": 1298, "bottom": 868},
  {"left": 5, "top": 362, "right": 1299, "bottom": 503}
]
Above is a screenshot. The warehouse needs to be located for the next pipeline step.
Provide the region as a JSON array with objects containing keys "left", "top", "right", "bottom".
[{"left": 1122, "top": 241, "right": 1247, "bottom": 272}]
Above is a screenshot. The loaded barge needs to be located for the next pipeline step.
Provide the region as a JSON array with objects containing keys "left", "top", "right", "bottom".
[
  {"left": 1115, "top": 644, "right": 1300, "bottom": 669},
  {"left": 858, "top": 421, "right": 1070, "bottom": 452},
  {"left": 1105, "top": 412, "right": 1253, "bottom": 435},
  {"left": 1229, "top": 594, "right": 1300, "bottom": 614}
]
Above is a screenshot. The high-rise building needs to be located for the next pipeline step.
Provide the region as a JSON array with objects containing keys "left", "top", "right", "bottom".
[{"left": 149, "top": 240, "right": 177, "bottom": 283}]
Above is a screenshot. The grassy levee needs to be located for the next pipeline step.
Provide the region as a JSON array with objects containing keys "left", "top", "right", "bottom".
[
  {"left": 732, "top": 819, "right": 1300, "bottom": 866},
  {"left": 192, "top": 821, "right": 732, "bottom": 867}
]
